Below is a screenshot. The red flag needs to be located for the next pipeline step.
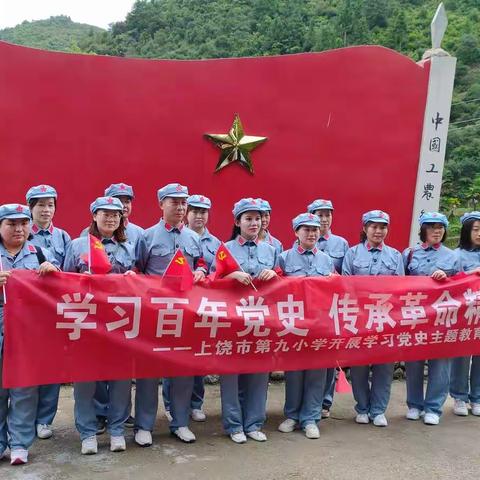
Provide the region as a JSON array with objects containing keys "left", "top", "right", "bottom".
[
  {"left": 213, "top": 242, "right": 241, "bottom": 279},
  {"left": 86, "top": 234, "right": 111, "bottom": 274},
  {"left": 1, "top": 43, "right": 431, "bottom": 250},
  {"left": 162, "top": 249, "right": 194, "bottom": 291},
  {"left": 335, "top": 367, "right": 352, "bottom": 394}
]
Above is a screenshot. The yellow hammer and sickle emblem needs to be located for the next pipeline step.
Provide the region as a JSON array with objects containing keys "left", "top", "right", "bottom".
[
  {"left": 94, "top": 241, "right": 104, "bottom": 250},
  {"left": 218, "top": 251, "right": 227, "bottom": 261},
  {"left": 175, "top": 257, "right": 185, "bottom": 265}
]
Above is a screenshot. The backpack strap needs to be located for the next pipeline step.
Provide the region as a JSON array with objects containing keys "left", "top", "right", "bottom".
[
  {"left": 404, "top": 247, "right": 414, "bottom": 275},
  {"left": 407, "top": 247, "right": 414, "bottom": 265},
  {"left": 35, "top": 246, "right": 46, "bottom": 266},
  {"left": 61, "top": 229, "right": 69, "bottom": 247}
]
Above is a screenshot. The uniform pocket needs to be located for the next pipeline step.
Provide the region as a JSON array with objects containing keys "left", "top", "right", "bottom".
[
  {"left": 314, "top": 265, "right": 331, "bottom": 276},
  {"left": 21, "top": 259, "right": 40, "bottom": 270},
  {"left": 184, "top": 243, "right": 201, "bottom": 259},
  {"left": 352, "top": 259, "right": 370, "bottom": 274},
  {"left": 462, "top": 263, "right": 476, "bottom": 272},
  {"left": 258, "top": 252, "right": 275, "bottom": 269},
  {"left": 151, "top": 245, "right": 172, "bottom": 257},
  {"left": 381, "top": 259, "right": 398, "bottom": 273},
  {"left": 204, "top": 243, "right": 217, "bottom": 257},
  {"left": 436, "top": 261, "right": 456, "bottom": 276},
  {"left": 284, "top": 264, "right": 304, "bottom": 275},
  {"left": 328, "top": 250, "right": 345, "bottom": 261}
]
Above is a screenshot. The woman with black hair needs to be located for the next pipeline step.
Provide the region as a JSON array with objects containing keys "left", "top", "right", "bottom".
[
  {"left": 450, "top": 211, "right": 480, "bottom": 417},
  {"left": 403, "top": 212, "right": 458, "bottom": 425},
  {"left": 0, "top": 203, "right": 58, "bottom": 465},
  {"left": 277, "top": 213, "right": 334, "bottom": 439},
  {"left": 213, "top": 198, "right": 277, "bottom": 444},
  {"left": 26, "top": 184, "right": 71, "bottom": 441},
  {"left": 257, "top": 198, "right": 283, "bottom": 255},
  {"left": 342, "top": 210, "right": 404, "bottom": 428},
  {"left": 63, "top": 196, "right": 136, "bottom": 456}
]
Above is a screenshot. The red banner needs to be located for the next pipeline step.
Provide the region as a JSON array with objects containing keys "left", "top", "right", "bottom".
[{"left": 4, "top": 271, "right": 480, "bottom": 388}]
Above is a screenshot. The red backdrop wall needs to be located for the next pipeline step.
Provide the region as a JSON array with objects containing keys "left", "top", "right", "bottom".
[{"left": 0, "top": 42, "right": 429, "bottom": 248}]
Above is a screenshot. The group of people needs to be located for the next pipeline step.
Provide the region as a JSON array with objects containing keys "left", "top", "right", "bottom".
[{"left": 0, "top": 181, "right": 479, "bottom": 466}]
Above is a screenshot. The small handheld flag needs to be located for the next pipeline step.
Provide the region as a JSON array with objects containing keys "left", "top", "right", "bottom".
[
  {"left": 162, "top": 248, "right": 194, "bottom": 291},
  {"left": 335, "top": 366, "right": 352, "bottom": 394},
  {"left": 214, "top": 243, "right": 241, "bottom": 279},
  {"left": 213, "top": 242, "right": 257, "bottom": 291},
  {"left": 86, "top": 234, "right": 111, "bottom": 274}
]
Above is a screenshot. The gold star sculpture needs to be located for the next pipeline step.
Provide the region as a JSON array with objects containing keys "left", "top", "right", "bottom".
[{"left": 204, "top": 114, "right": 267, "bottom": 174}]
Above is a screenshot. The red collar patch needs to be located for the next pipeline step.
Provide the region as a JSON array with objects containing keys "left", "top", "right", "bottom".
[
  {"left": 237, "top": 235, "right": 258, "bottom": 246},
  {"left": 297, "top": 245, "right": 318, "bottom": 254},
  {"left": 32, "top": 223, "right": 54, "bottom": 234},
  {"left": 164, "top": 221, "right": 184, "bottom": 232},
  {"left": 421, "top": 242, "right": 441, "bottom": 250}
]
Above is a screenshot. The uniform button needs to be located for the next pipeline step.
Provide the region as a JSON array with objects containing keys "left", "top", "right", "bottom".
[
  {"left": 427, "top": 259, "right": 430, "bottom": 262},
  {"left": 373, "top": 259, "right": 377, "bottom": 263}
]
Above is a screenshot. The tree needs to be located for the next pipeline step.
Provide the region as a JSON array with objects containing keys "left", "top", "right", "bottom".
[
  {"left": 387, "top": 9, "right": 408, "bottom": 51},
  {"left": 336, "top": 0, "right": 371, "bottom": 46},
  {"left": 364, "top": 0, "right": 389, "bottom": 29},
  {"left": 456, "top": 34, "right": 480, "bottom": 65}
]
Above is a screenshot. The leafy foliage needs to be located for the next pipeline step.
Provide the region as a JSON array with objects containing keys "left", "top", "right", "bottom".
[{"left": 0, "top": 15, "right": 103, "bottom": 52}]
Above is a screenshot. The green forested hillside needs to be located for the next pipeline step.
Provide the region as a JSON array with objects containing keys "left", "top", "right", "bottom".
[
  {"left": 0, "top": 15, "right": 103, "bottom": 52},
  {"left": 1, "top": 1, "right": 479, "bottom": 212}
]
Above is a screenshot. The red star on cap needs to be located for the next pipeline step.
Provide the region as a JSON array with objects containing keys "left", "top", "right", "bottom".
[
  {"left": 107, "top": 197, "right": 114, "bottom": 204},
  {"left": 379, "top": 212, "right": 385, "bottom": 217},
  {"left": 120, "top": 184, "right": 126, "bottom": 190},
  {"left": 176, "top": 184, "right": 183, "bottom": 192},
  {"left": 200, "top": 196, "right": 205, "bottom": 202},
  {"left": 251, "top": 199, "right": 256, "bottom": 204},
  {"left": 16, "top": 205, "right": 23, "bottom": 212},
  {"left": 40, "top": 185, "right": 47, "bottom": 192},
  {"left": 309, "top": 214, "right": 315, "bottom": 219}
]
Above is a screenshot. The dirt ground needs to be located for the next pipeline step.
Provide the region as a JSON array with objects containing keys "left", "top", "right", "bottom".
[{"left": 2, "top": 380, "right": 479, "bottom": 480}]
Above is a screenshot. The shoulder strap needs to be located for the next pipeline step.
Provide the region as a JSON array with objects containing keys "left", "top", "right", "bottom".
[
  {"left": 35, "top": 246, "right": 47, "bottom": 265},
  {"left": 61, "top": 229, "right": 70, "bottom": 247},
  {"left": 407, "top": 247, "right": 414, "bottom": 266}
]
